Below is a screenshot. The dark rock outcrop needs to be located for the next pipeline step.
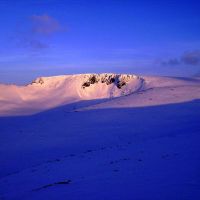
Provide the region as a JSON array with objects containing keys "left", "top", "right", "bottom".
[{"left": 82, "top": 74, "right": 134, "bottom": 89}]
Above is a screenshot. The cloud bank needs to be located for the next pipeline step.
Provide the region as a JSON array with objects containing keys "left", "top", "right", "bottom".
[
  {"left": 181, "top": 50, "right": 200, "bottom": 66},
  {"left": 14, "top": 14, "right": 64, "bottom": 51},
  {"left": 162, "top": 50, "right": 200, "bottom": 66},
  {"left": 31, "top": 14, "right": 63, "bottom": 35}
]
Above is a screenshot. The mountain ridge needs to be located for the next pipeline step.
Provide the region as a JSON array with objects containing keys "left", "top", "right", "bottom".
[
  {"left": 0, "top": 73, "right": 200, "bottom": 116},
  {"left": 0, "top": 73, "right": 142, "bottom": 116}
]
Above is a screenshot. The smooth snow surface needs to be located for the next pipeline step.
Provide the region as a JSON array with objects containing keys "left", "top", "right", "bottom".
[{"left": 0, "top": 74, "right": 200, "bottom": 200}]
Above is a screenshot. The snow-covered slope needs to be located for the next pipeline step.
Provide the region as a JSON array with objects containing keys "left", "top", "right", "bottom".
[
  {"left": 1, "top": 74, "right": 200, "bottom": 116},
  {"left": 81, "top": 76, "right": 200, "bottom": 110},
  {"left": 0, "top": 74, "right": 142, "bottom": 116},
  {"left": 0, "top": 74, "right": 200, "bottom": 200}
]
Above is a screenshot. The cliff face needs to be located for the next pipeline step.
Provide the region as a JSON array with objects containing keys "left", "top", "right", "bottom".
[{"left": 81, "top": 74, "right": 137, "bottom": 89}]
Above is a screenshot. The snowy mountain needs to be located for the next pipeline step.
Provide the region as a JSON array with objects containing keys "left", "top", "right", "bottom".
[
  {"left": 0, "top": 73, "right": 143, "bottom": 116},
  {"left": 0, "top": 73, "right": 200, "bottom": 116},
  {"left": 0, "top": 74, "right": 200, "bottom": 200}
]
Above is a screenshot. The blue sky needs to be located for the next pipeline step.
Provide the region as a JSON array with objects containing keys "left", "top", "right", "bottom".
[{"left": 0, "top": 0, "right": 200, "bottom": 84}]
